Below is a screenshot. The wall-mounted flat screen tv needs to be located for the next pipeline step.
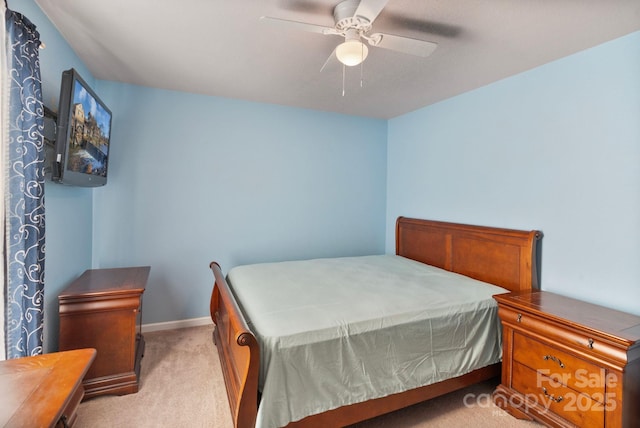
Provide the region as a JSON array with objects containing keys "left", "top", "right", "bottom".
[{"left": 52, "top": 68, "right": 112, "bottom": 187}]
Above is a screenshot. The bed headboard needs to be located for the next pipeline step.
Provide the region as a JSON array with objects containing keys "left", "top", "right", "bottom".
[{"left": 396, "top": 217, "right": 542, "bottom": 292}]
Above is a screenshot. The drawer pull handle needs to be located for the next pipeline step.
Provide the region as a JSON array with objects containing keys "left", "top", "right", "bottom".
[
  {"left": 587, "top": 338, "right": 594, "bottom": 349},
  {"left": 543, "top": 355, "right": 565, "bottom": 368},
  {"left": 516, "top": 313, "right": 522, "bottom": 323},
  {"left": 542, "top": 387, "right": 563, "bottom": 403},
  {"left": 59, "top": 415, "right": 70, "bottom": 428}
]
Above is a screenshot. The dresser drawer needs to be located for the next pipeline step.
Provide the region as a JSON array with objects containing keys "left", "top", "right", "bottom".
[
  {"left": 512, "top": 332, "right": 610, "bottom": 400},
  {"left": 512, "top": 361, "right": 605, "bottom": 427},
  {"left": 498, "top": 306, "right": 627, "bottom": 364}
]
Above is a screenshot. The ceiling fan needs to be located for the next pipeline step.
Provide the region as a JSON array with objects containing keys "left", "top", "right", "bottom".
[{"left": 261, "top": 0, "right": 438, "bottom": 71}]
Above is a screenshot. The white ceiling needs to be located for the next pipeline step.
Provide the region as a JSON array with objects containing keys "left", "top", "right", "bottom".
[{"left": 34, "top": 0, "right": 640, "bottom": 119}]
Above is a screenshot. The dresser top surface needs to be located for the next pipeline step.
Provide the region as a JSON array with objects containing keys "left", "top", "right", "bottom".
[
  {"left": 494, "top": 290, "right": 640, "bottom": 344},
  {"left": 59, "top": 266, "right": 150, "bottom": 299}
]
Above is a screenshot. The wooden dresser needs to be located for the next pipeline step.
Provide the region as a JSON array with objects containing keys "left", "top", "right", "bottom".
[
  {"left": 0, "top": 348, "right": 96, "bottom": 427},
  {"left": 493, "top": 290, "right": 640, "bottom": 428},
  {"left": 58, "top": 266, "right": 149, "bottom": 399}
]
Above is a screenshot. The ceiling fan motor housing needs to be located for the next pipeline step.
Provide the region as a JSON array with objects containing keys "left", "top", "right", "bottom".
[{"left": 334, "top": 0, "right": 372, "bottom": 33}]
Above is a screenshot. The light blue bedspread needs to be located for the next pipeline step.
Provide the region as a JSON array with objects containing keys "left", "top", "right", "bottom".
[{"left": 227, "top": 255, "right": 508, "bottom": 428}]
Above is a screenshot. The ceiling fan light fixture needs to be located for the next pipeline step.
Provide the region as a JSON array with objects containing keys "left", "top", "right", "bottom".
[{"left": 336, "top": 39, "right": 368, "bottom": 66}]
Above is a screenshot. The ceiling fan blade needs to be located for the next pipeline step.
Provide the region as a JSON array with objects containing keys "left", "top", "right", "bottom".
[
  {"left": 277, "top": 0, "right": 333, "bottom": 16},
  {"left": 259, "top": 16, "right": 333, "bottom": 35},
  {"left": 368, "top": 33, "right": 437, "bottom": 57},
  {"left": 354, "top": 0, "right": 389, "bottom": 23},
  {"left": 320, "top": 48, "right": 338, "bottom": 72}
]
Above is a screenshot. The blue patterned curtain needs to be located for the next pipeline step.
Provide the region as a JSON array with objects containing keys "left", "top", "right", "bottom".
[{"left": 4, "top": 8, "right": 46, "bottom": 358}]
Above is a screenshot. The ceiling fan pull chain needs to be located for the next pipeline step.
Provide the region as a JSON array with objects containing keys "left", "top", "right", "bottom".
[
  {"left": 342, "top": 63, "right": 346, "bottom": 96},
  {"left": 360, "top": 43, "right": 364, "bottom": 88}
]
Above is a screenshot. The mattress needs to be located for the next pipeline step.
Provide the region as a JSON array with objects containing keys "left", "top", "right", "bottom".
[{"left": 227, "top": 254, "right": 508, "bottom": 428}]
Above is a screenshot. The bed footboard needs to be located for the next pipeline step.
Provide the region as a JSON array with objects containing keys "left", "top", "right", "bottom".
[{"left": 210, "top": 261, "right": 259, "bottom": 428}]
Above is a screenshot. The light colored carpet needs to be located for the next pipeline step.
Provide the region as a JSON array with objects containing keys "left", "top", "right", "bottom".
[{"left": 76, "top": 325, "right": 540, "bottom": 427}]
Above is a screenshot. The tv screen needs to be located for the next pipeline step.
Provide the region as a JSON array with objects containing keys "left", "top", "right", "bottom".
[{"left": 52, "top": 68, "right": 112, "bottom": 187}]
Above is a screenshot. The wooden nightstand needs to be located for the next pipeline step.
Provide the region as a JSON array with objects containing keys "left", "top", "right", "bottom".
[
  {"left": 59, "top": 266, "right": 149, "bottom": 399},
  {"left": 493, "top": 290, "right": 640, "bottom": 428}
]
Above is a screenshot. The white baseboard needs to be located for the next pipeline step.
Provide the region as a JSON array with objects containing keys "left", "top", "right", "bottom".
[{"left": 141, "top": 316, "right": 213, "bottom": 333}]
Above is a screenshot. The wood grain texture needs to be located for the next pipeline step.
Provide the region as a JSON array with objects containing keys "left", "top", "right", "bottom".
[
  {"left": 494, "top": 291, "right": 640, "bottom": 428},
  {"left": 396, "top": 217, "right": 542, "bottom": 292},
  {"left": 210, "top": 262, "right": 260, "bottom": 428},
  {"left": 0, "top": 348, "right": 96, "bottom": 428},
  {"left": 59, "top": 266, "right": 149, "bottom": 399}
]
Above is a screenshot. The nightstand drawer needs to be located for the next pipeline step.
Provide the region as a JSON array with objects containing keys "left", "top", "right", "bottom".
[
  {"left": 513, "top": 332, "right": 607, "bottom": 400},
  {"left": 512, "top": 361, "right": 605, "bottom": 427},
  {"left": 498, "top": 305, "right": 630, "bottom": 365}
]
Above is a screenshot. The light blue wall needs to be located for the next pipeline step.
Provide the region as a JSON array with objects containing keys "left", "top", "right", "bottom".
[
  {"left": 10, "top": 0, "right": 97, "bottom": 352},
  {"left": 91, "top": 83, "right": 388, "bottom": 324},
  {"left": 12, "top": 0, "right": 640, "bottom": 353},
  {"left": 387, "top": 31, "right": 640, "bottom": 315},
  {"left": 15, "top": 0, "right": 387, "bottom": 349}
]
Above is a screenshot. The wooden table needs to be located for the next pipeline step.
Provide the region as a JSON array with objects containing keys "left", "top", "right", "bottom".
[{"left": 0, "top": 348, "right": 96, "bottom": 427}]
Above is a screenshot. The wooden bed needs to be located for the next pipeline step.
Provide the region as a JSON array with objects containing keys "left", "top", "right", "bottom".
[{"left": 209, "top": 217, "right": 542, "bottom": 428}]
